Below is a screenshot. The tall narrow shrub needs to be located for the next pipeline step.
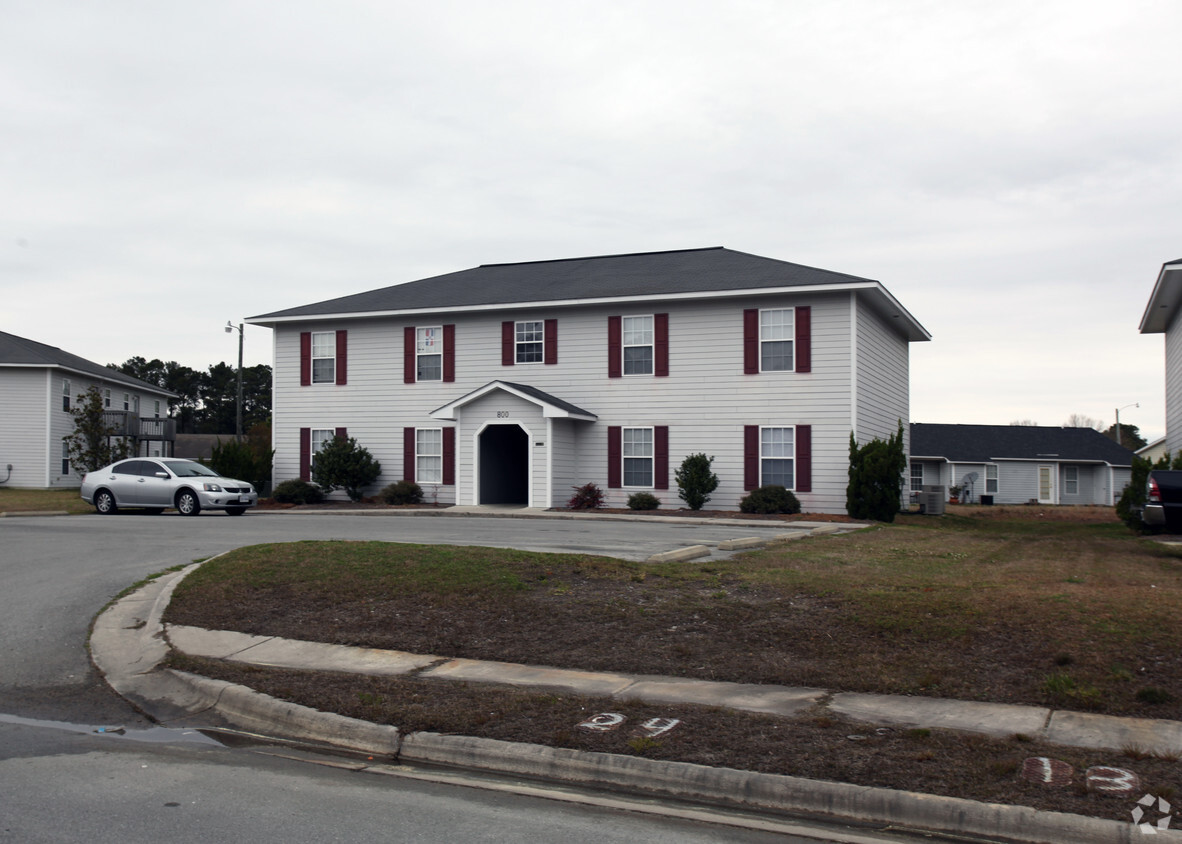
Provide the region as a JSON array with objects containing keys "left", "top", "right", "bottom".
[
  {"left": 846, "top": 421, "right": 907, "bottom": 522},
  {"left": 312, "top": 435, "right": 382, "bottom": 502},
  {"left": 675, "top": 453, "right": 719, "bottom": 510}
]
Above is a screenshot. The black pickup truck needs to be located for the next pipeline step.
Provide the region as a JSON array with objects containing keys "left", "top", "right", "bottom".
[{"left": 1142, "top": 470, "right": 1182, "bottom": 532}]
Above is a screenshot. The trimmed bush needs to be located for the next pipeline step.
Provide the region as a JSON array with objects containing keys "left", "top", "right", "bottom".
[
  {"left": 675, "top": 453, "right": 719, "bottom": 511},
  {"left": 740, "top": 485, "right": 801, "bottom": 514},
  {"left": 568, "top": 482, "right": 604, "bottom": 510},
  {"left": 627, "top": 492, "right": 661, "bottom": 511},
  {"left": 271, "top": 479, "right": 325, "bottom": 505},
  {"left": 312, "top": 435, "right": 382, "bottom": 502},
  {"left": 846, "top": 421, "right": 907, "bottom": 522},
  {"left": 381, "top": 480, "right": 423, "bottom": 505}
]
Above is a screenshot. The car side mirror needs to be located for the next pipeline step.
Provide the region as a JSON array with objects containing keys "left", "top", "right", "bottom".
[{"left": 155, "top": 472, "right": 169, "bottom": 479}]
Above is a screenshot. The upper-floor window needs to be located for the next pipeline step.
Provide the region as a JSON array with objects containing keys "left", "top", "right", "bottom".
[
  {"left": 417, "top": 327, "right": 443, "bottom": 381},
  {"left": 760, "top": 309, "right": 794, "bottom": 371},
  {"left": 760, "top": 426, "right": 795, "bottom": 489},
  {"left": 104, "top": 389, "right": 111, "bottom": 409},
  {"left": 622, "top": 427, "right": 654, "bottom": 487},
  {"left": 516, "top": 321, "right": 544, "bottom": 363},
  {"left": 123, "top": 393, "right": 130, "bottom": 411},
  {"left": 154, "top": 400, "right": 161, "bottom": 418},
  {"left": 986, "top": 464, "right": 998, "bottom": 494},
  {"left": 311, "top": 332, "right": 336, "bottom": 384},
  {"left": 622, "top": 316, "right": 653, "bottom": 375},
  {"left": 62, "top": 379, "right": 71, "bottom": 412}
]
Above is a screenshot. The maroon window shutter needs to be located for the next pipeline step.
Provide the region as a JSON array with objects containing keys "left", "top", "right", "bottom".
[
  {"left": 335, "top": 427, "right": 347, "bottom": 441},
  {"left": 443, "top": 324, "right": 455, "bottom": 382},
  {"left": 544, "top": 318, "right": 558, "bottom": 365},
  {"left": 403, "top": 427, "right": 415, "bottom": 481},
  {"left": 335, "top": 330, "right": 348, "bottom": 385},
  {"left": 607, "top": 316, "right": 622, "bottom": 378},
  {"left": 443, "top": 428, "right": 455, "bottom": 485},
  {"left": 795, "top": 306, "right": 811, "bottom": 373},
  {"left": 502, "top": 321, "right": 515, "bottom": 366},
  {"left": 300, "top": 332, "right": 312, "bottom": 386},
  {"left": 744, "top": 425, "right": 759, "bottom": 490},
  {"left": 654, "top": 313, "right": 669, "bottom": 377},
  {"left": 743, "top": 309, "right": 759, "bottom": 374},
  {"left": 607, "top": 426, "right": 622, "bottom": 488},
  {"left": 403, "top": 327, "right": 415, "bottom": 384},
  {"left": 299, "top": 428, "right": 311, "bottom": 481},
  {"left": 796, "top": 424, "right": 812, "bottom": 492},
  {"left": 654, "top": 426, "right": 669, "bottom": 489}
]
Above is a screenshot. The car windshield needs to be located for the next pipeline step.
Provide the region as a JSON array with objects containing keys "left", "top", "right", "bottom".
[{"left": 163, "top": 460, "right": 220, "bottom": 478}]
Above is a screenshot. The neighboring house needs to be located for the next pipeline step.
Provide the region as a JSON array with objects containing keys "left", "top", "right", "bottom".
[
  {"left": 1137, "top": 436, "right": 1169, "bottom": 465},
  {"left": 0, "top": 330, "right": 176, "bottom": 488},
  {"left": 247, "top": 247, "right": 930, "bottom": 513},
  {"left": 1140, "top": 258, "right": 1182, "bottom": 455},
  {"left": 909, "top": 423, "right": 1135, "bottom": 506}
]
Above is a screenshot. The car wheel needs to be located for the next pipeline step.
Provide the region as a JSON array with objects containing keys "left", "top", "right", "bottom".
[
  {"left": 94, "top": 490, "right": 118, "bottom": 515},
  {"left": 176, "top": 490, "right": 201, "bottom": 516},
  {"left": 225, "top": 507, "right": 247, "bottom": 516}
]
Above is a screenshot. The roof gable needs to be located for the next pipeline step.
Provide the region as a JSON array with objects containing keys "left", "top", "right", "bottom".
[
  {"left": 431, "top": 381, "right": 597, "bottom": 421},
  {"left": 910, "top": 423, "right": 1135, "bottom": 466},
  {"left": 248, "top": 247, "right": 930, "bottom": 342},
  {"left": 0, "top": 330, "right": 175, "bottom": 396}
]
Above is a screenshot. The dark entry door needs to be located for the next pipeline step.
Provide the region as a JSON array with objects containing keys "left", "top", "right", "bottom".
[{"left": 479, "top": 425, "right": 528, "bottom": 505}]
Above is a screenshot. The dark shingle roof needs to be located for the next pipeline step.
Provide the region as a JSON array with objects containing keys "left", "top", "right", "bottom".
[
  {"left": 0, "top": 330, "right": 174, "bottom": 395},
  {"left": 248, "top": 247, "right": 930, "bottom": 341},
  {"left": 910, "top": 423, "right": 1135, "bottom": 466}
]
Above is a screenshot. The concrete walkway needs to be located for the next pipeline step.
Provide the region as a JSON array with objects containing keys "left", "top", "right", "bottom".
[{"left": 90, "top": 560, "right": 1182, "bottom": 844}]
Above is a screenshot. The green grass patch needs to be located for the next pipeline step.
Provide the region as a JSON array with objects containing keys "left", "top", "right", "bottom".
[{"left": 0, "top": 487, "right": 91, "bottom": 514}]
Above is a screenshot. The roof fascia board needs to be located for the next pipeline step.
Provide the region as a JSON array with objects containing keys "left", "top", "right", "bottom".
[
  {"left": 1139, "top": 262, "right": 1182, "bottom": 333},
  {"left": 1, "top": 362, "right": 177, "bottom": 398},
  {"left": 248, "top": 282, "right": 931, "bottom": 341},
  {"left": 431, "top": 381, "right": 597, "bottom": 422}
]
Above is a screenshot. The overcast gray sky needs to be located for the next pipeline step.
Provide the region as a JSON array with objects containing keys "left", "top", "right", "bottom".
[{"left": 3, "top": 1, "right": 1179, "bottom": 440}]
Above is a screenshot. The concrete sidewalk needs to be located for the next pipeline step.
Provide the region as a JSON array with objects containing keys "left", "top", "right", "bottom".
[{"left": 90, "top": 562, "right": 1182, "bottom": 844}]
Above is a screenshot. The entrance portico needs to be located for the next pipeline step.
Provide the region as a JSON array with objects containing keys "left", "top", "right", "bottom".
[{"left": 431, "top": 381, "right": 597, "bottom": 508}]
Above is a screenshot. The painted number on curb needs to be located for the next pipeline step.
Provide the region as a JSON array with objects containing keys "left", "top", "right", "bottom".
[{"left": 577, "top": 714, "right": 682, "bottom": 737}]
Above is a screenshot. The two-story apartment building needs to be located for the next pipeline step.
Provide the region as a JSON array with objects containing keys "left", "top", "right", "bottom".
[
  {"left": 247, "top": 247, "right": 930, "bottom": 513},
  {"left": 0, "top": 330, "right": 176, "bottom": 488}
]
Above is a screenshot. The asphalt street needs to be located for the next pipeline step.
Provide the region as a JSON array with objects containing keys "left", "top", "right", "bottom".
[{"left": 4, "top": 511, "right": 914, "bottom": 843}]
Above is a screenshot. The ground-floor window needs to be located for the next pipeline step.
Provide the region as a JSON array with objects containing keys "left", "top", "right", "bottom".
[
  {"left": 910, "top": 462, "right": 923, "bottom": 491},
  {"left": 311, "top": 429, "right": 335, "bottom": 468},
  {"left": 61, "top": 440, "right": 70, "bottom": 475},
  {"left": 1064, "top": 465, "right": 1079, "bottom": 495},
  {"left": 986, "top": 464, "right": 998, "bottom": 494},
  {"left": 417, "top": 428, "right": 443, "bottom": 482},
  {"left": 622, "top": 427, "right": 653, "bottom": 487},
  {"left": 760, "top": 427, "right": 795, "bottom": 488}
]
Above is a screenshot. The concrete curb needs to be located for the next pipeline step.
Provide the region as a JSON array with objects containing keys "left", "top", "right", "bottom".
[
  {"left": 0, "top": 510, "right": 71, "bottom": 517},
  {"left": 89, "top": 558, "right": 1182, "bottom": 844}
]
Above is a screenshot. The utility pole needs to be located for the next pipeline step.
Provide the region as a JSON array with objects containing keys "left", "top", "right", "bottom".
[{"left": 226, "top": 321, "right": 244, "bottom": 441}]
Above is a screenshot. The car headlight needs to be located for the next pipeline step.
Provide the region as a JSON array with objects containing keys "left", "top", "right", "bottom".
[{"left": 202, "top": 483, "right": 223, "bottom": 492}]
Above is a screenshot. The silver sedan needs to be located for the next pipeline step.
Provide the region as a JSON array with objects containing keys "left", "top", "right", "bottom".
[{"left": 79, "top": 458, "right": 259, "bottom": 516}]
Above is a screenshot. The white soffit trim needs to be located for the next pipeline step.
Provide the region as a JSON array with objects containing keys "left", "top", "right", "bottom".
[{"left": 1139, "top": 261, "right": 1182, "bottom": 333}]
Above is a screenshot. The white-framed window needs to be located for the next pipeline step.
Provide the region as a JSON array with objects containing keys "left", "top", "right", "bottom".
[
  {"left": 622, "top": 427, "right": 654, "bottom": 487},
  {"left": 104, "top": 389, "right": 111, "bottom": 409},
  {"left": 760, "top": 308, "right": 794, "bottom": 372},
  {"left": 123, "top": 393, "right": 130, "bottom": 411},
  {"left": 760, "top": 426, "right": 795, "bottom": 488},
  {"left": 311, "top": 332, "right": 336, "bottom": 384},
  {"left": 62, "top": 379, "right": 71, "bottom": 411},
  {"left": 416, "top": 428, "right": 443, "bottom": 482},
  {"left": 311, "top": 428, "right": 336, "bottom": 467},
  {"left": 154, "top": 400, "right": 161, "bottom": 418},
  {"left": 622, "top": 315, "right": 654, "bottom": 376},
  {"left": 61, "top": 440, "right": 70, "bottom": 475},
  {"left": 416, "top": 327, "right": 443, "bottom": 381},
  {"left": 1064, "top": 465, "right": 1079, "bottom": 495},
  {"left": 985, "top": 464, "right": 998, "bottom": 494},
  {"left": 132, "top": 395, "right": 139, "bottom": 415},
  {"left": 515, "top": 321, "right": 544, "bottom": 364},
  {"left": 910, "top": 462, "right": 924, "bottom": 492}
]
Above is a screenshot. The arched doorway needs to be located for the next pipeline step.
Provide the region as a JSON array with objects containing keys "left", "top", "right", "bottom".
[{"left": 478, "top": 424, "right": 529, "bottom": 505}]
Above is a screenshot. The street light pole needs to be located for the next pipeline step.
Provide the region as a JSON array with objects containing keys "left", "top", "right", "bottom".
[
  {"left": 1115, "top": 402, "right": 1139, "bottom": 449},
  {"left": 225, "top": 322, "right": 244, "bottom": 441}
]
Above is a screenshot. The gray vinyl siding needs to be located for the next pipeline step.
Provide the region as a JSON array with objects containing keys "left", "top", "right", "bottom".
[
  {"left": 269, "top": 290, "right": 909, "bottom": 513},
  {"left": 0, "top": 369, "right": 51, "bottom": 487},
  {"left": 855, "top": 296, "right": 910, "bottom": 447},
  {"left": 1167, "top": 305, "right": 1182, "bottom": 455}
]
